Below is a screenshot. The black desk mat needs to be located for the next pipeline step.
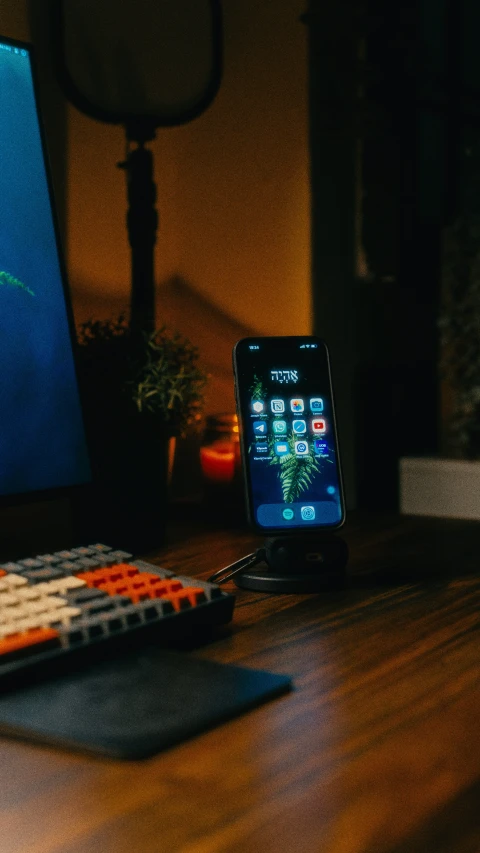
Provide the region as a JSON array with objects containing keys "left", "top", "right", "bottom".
[{"left": 0, "top": 647, "right": 292, "bottom": 759}]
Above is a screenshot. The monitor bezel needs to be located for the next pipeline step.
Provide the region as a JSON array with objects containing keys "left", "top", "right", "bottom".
[{"left": 0, "top": 33, "right": 92, "bottom": 512}]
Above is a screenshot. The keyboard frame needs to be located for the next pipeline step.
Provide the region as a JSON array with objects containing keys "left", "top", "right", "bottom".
[{"left": 0, "top": 555, "right": 235, "bottom": 693}]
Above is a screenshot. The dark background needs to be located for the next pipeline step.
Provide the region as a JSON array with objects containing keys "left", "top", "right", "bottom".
[{"left": 308, "top": 0, "right": 480, "bottom": 508}]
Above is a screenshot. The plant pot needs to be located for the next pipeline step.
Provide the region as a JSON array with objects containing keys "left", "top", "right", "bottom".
[
  {"left": 74, "top": 411, "right": 175, "bottom": 552},
  {"left": 399, "top": 456, "right": 480, "bottom": 520}
]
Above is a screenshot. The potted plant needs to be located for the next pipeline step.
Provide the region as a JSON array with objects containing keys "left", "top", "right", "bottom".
[{"left": 74, "top": 315, "right": 207, "bottom": 549}]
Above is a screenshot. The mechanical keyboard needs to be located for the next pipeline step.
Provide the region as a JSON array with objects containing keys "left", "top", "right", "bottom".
[{"left": 0, "top": 543, "right": 235, "bottom": 688}]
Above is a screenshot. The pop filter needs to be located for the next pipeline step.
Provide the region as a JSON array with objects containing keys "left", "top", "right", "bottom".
[
  {"left": 51, "top": 0, "right": 222, "bottom": 335},
  {"left": 52, "top": 0, "right": 222, "bottom": 135}
]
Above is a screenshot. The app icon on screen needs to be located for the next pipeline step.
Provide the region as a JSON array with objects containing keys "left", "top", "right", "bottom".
[
  {"left": 310, "top": 398, "right": 323, "bottom": 412},
  {"left": 301, "top": 506, "right": 315, "bottom": 521},
  {"left": 294, "top": 440, "right": 309, "bottom": 455},
  {"left": 282, "top": 507, "right": 295, "bottom": 520},
  {"left": 255, "top": 443, "right": 269, "bottom": 454},
  {"left": 253, "top": 421, "right": 267, "bottom": 436},
  {"left": 311, "top": 418, "right": 326, "bottom": 433},
  {"left": 251, "top": 400, "right": 264, "bottom": 413},
  {"left": 290, "top": 398, "right": 304, "bottom": 413},
  {"left": 271, "top": 399, "right": 285, "bottom": 413},
  {"left": 275, "top": 442, "right": 290, "bottom": 456},
  {"left": 314, "top": 439, "right": 328, "bottom": 454},
  {"left": 272, "top": 420, "right": 287, "bottom": 434},
  {"left": 292, "top": 419, "right": 306, "bottom": 434}
]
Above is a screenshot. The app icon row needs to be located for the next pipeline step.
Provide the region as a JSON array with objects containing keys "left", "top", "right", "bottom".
[
  {"left": 253, "top": 418, "right": 326, "bottom": 436},
  {"left": 282, "top": 506, "right": 316, "bottom": 521},
  {"left": 251, "top": 398, "right": 323, "bottom": 414},
  {"left": 255, "top": 438, "right": 329, "bottom": 456},
  {"left": 275, "top": 440, "right": 309, "bottom": 456}
]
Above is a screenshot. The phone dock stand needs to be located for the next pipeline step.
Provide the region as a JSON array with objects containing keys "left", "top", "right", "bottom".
[{"left": 209, "top": 534, "right": 348, "bottom": 593}]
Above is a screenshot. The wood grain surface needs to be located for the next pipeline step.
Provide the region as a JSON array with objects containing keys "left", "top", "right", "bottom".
[{"left": 1, "top": 511, "right": 480, "bottom": 853}]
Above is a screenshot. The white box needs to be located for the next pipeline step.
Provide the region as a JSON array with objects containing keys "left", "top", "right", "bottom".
[{"left": 399, "top": 457, "right": 480, "bottom": 520}]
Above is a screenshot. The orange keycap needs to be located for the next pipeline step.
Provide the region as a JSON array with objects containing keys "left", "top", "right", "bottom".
[
  {"left": 75, "top": 570, "right": 100, "bottom": 584},
  {"left": 163, "top": 579, "right": 182, "bottom": 593},
  {"left": 163, "top": 589, "right": 189, "bottom": 611},
  {"left": 0, "top": 627, "right": 60, "bottom": 660},
  {"left": 185, "top": 588, "right": 208, "bottom": 606},
  {"left": 114, "top": 563, "right": 139, "bottom": 577},
  {"left": 109, "top": 582, "right": 129, "bottom": 596},
  {"left": 152, "top": 580, "right": 183, "bottom": 599},
  {"left": 165, "top": 587, "right": 208, "bottom": 611},
  {"left": 77, "top": 565, "right": 139, "bottom": 587},
  {"left": 99, "top": 582, "right": 121, "bottom": 597},
  {"left": 151, "top": 582, "right": 169, "bottom": 597},
  {"left": 128, "top": 588, "right": 152, "bottom": 604},
  {"left": 102, "top": 566, "right": 138, "bottom": 582},
  {"left": 107, "top": 570, "right": 123, "bottom": 582},
  {"left": 99, "top": 580, "right": 147, "bottom": 604},
  {"left": 136, "top": 572, "right": 162, "bottom": 583}
]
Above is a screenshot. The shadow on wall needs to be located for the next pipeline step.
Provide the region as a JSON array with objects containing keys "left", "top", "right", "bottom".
[{"left": 72, "top": 274, "right": 257, "bottom": 416}]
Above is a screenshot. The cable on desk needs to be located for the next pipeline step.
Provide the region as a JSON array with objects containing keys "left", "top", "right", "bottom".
[{"left": 208, "top": 548, "right": 266, "bottom": 585}]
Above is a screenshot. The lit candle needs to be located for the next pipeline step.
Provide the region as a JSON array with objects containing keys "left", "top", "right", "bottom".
[{"left": 200, "top": 440, "right": 236, "bottom": 483}]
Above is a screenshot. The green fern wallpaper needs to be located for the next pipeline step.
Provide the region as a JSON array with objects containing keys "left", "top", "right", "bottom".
[{"left": 248, "top": 375, "right": 333, "bottom": 503}]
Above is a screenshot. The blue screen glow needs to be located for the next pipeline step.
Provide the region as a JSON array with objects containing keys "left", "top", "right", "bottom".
[{"left": 0, "top": 40, "right": 91, "bottom": 497}]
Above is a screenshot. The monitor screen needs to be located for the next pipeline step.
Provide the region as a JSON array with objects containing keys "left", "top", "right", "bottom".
[{"left": 0, "top": 37, "right": 91, "bottom": 500}]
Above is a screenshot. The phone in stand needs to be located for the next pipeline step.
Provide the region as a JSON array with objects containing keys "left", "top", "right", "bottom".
[{"left": 232, "top": 336, "right": 346, "bottom": 537}]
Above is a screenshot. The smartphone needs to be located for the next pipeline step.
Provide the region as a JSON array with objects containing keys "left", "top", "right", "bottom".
[{"left": 233, "top": 336, "right": 345, "bottom": 534}]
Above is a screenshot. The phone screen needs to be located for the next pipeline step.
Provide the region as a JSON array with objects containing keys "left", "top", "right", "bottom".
[{"left": 233, "top": 337, "right": 345, "bottom": 533}]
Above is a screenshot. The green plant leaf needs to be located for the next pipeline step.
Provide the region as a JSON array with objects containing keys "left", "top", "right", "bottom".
[
  {"left": 0, "top": 270, "right": 34, "bottom": 295},
  {"left": 76, "top": 316, "right": 207, "bottom": 437},
  {"left": 268, "top": 435, "right": 322, "bottom": 502},
  {"left": 249, "top": 375, "right": 267, "bottom": 401}
]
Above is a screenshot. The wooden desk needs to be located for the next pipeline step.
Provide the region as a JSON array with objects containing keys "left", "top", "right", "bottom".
[{"left": 1, "top": 512, "right": 480, "bottom": 853}]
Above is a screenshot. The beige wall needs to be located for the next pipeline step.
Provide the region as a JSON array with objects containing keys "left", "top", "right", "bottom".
[
  {"left": 0, "top": 2, "right": 29, "bottom": 40},
  {"left": 67, "top": 0, "right": 311, "bottom": 339}
]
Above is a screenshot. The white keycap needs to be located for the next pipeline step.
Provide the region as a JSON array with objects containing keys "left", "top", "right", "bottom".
[
  {"left": 44, "top": 595, "right": 67, "bottom": 610},
  {"left": 7, "top": 616, "right": 44, "bottom": 634},
  {"left": 0, "top": 605, "right": 30, "bottom": 626},
  {"left": 39, "top": 606, "right": 82, "bottom": 628},
  {"left": 1, "top": 573, "right": 28, "bottom": 588},
  {"left": 0, "top": 624, "right": 22, "bottom": 639},
  {"left": 17, "top": 587, "right": 41, "bottom": 601},
  {"left": 0, "top": 592, "right": 20, "bottom": 608},
  {"left": 36, "top": 576, "right": 86, "bottom": 596},
  {"left": 33, "top": 582, "right": 56, "bottom": 597},
  {"left": 56, "top": 576, "right": 86, "bottom": 592},
  {"left": 27, "top": 599, "right": 52, "bottom": 616}
]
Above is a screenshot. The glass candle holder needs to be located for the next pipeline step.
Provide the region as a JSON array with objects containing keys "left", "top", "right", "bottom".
[{"left": 200, "top": 414, "right": 241, "bottom": 484}]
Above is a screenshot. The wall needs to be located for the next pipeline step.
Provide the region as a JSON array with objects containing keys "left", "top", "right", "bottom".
[
  {"left": 67, "top": 0, "right": 311, "bottom": 351},
  {"left": 0, "top": 3, "right": 29, "bottom": 40}
]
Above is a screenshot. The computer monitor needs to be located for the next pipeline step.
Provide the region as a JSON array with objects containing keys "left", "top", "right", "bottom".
[{"left": 0, "top": 35, "right": 91, "bottom": 549}]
